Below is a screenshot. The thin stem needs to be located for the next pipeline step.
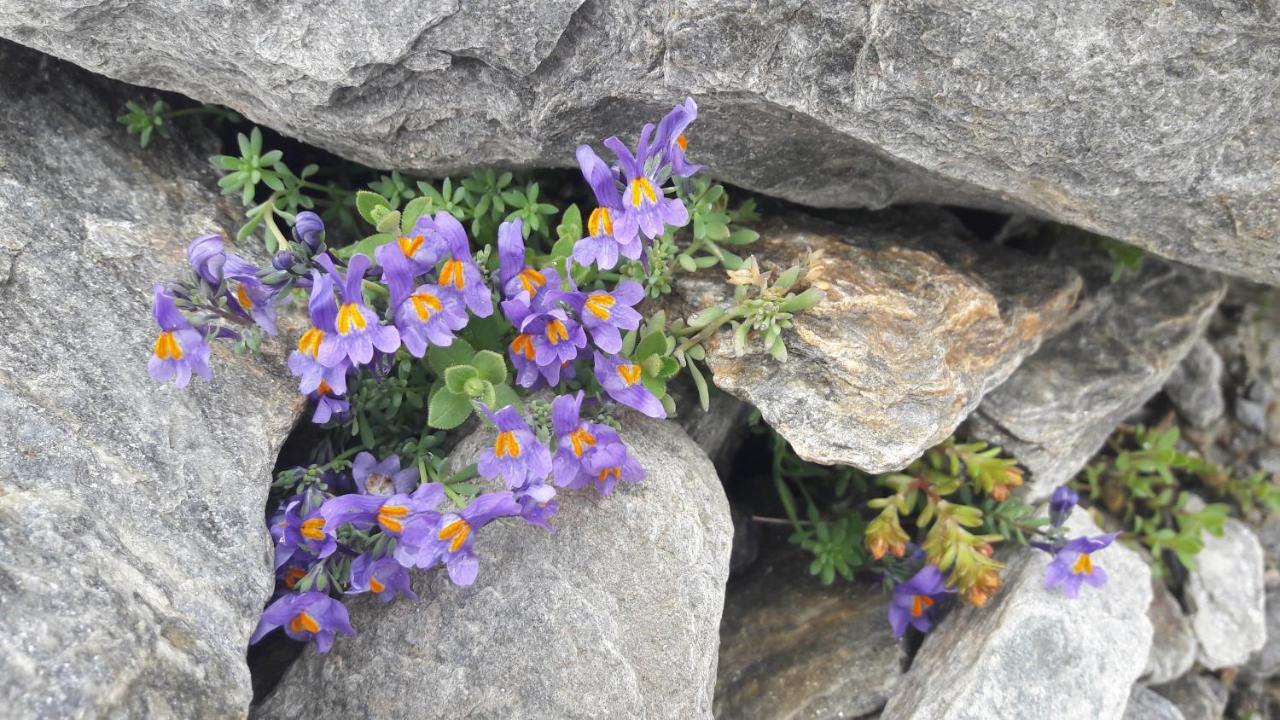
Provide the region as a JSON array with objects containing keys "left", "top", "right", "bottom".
[{"left": 263, "top": 203, "right": 290, "bottom": 250}]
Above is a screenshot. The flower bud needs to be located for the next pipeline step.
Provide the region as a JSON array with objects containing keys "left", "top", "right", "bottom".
[
  {"left": 273, "top": 251, "right": 297, "bottom": 271},
  {"left": 293, "top": 211, "right": 326, "bottom": 251},
  {"left": 1049, "top": 485, "right": 1079, "bottom": 528},
  {"left": 187, "top": 233, "right": 226, "bottom": 285}
]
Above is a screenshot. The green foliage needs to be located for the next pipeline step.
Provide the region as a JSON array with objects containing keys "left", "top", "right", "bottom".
[
  {"left": 1097, "top": 237, "right": 1145, "bottom": 282},
  {"left": 424, "top": 340, "right": 519, "bottom": 430},
  {"left": 862, "top": 439, "right": 1038, "bottom": 606},
  {"left": 1074, "top": 423, "right": 1276, "bottom": 577},
  {"left": 117, "top": 99, "right": 239, "bottom": 148}
]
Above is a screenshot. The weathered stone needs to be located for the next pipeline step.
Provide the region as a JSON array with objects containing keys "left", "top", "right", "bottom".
[
  {"left": 1144, "top": 576, "right": 1197, "bottom": 685},
  {"left": 673, "top": 381, "right": 754, "bottom": 478},
  {"left": 3, "top": 1, "right": 1278, "bottom": 284},
  {"left": 0, "top": 44, "right": 301, "bottom": 717},
  {"left": 1164, "top": 339, "right": 1226, "bottom": 430},
  {"left": 671, "top": 210, "right": 1080, "bottom": 474},
  {"left": 1124, "top": 685, "right": 1186, "bottom": 720},
  {"left": 880, "top": 509, "right": 1152, "bottom": 720},
  {"left": 715, "top": 546, "right": 905, "bottom": 720},
  {"left": 969, "top": 236, "right": 1227, "bottom": 501},
  {"left": 1186, "top": 517, "right": 1267, "bottom": 670},
  {"left": 259, "top": 413, "right": 732, "bottom": 719},
  {"left": 727, "top": 503, "right": 761, "bottom": 576},
  {"left": 1152, "top": 675, "right": 1229, "bottom": 720},
  {"left": 1249, "top": 584, "right": 1280, "bottom": 679}
]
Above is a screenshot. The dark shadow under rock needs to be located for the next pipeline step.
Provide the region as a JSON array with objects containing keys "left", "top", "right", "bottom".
[{"left": 715, "top": 544, "right": 906, "bottom": 720}]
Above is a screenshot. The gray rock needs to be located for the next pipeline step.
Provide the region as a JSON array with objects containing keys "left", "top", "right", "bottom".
[
  {"left": 1235, "top": 380, "right": 1275, "bottom": 436},
  {"left": 1164, "top": 339, "right": 1226, "bottom": 430},
  {"left": 673, "top": 382, "right": 754, "bottom": 478},
  {"left": 969, "top": 236, "right": 1227, "bottom": 501},
  {"left": 880, "top": 510, "right": 1153, "bottom": 720},
  {"left": 2, "top": 0, "right": 1278, "bottom": 284},
  {"left": 670, "top": 211, "right": 1081, "bottom": 474},
  {"left": 0, "top": 45, "right": 301, "bottom": 717},
  {"left": 259, "top": 413, "right": 733, "bottom": 719},
  {"left": 1145, "top": 577, "right": 1197, "bottom": 685},
  {"left": 1152, "top": 675, "right": 1229, "bottom": 720},
  {"left": 715, "top": 547, "right": 906, "bottom": 720},
  {"left": 1186, "top": 518, "right": 1267, "bottom": 669},
  {"left": 1124, "top": 686, "right": 1186, "bottom": 720},
  {"left": 1248, "top": 584, "right": 1280, "bottom": 679}
]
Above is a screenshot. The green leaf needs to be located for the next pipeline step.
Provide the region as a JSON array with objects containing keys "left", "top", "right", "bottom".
[
  {"left": 493, "top": 383, "right": 522, "bottom": 411},
  {"left": 677, "top": 253, "right": 697, "bottom": 272},
  {"left": 401, "top": 196, "right": 432, "bottom": 233},
  {"left": 556, "top": 204, "right": 583, "bottom": 244},
  {"left": 356, "top": 190, "right": 391, "bottom": 225},
  {"left": 635, "top": 330, "right": 669, "bottom": 360},
  {"left": 428, "top": 387, "right": 474, "bottom": 430},
  {"left": 472, "top": 350, "right": 508, "bottom": 385},
  {"left": 428, "top": 339, "right": 476, "bottom": 375},
  {"left": 334, "top": 233, "right": 394, "bottom": 260},
  {"left": 444, "top": 365, "right": 479, "bottom": 394}
]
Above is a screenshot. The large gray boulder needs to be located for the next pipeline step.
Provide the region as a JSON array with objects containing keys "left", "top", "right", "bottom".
[
  {"left": 715, "top": 547, "right": 905, "bottom": 719},
  {"left": 0, "top": 1, "right": 1277, "bottom": 284},
  {"left": 671, "top": 211, "right": 1080, "bottom": 474},
  {"left": 880, "top": 510, "right": 1153, "bottom": 720},
  {"left": 1185, "top": 517, "right": 1267, "bottom": 670},
  {"left": 0, "top": 44, "right": 301, "bottom": 717},
  {"left": 969, "top": 233, "right": 1227, "bottom": 501},
  {"left": 259, "top": 413, "right": 733, "bottom": 719}
]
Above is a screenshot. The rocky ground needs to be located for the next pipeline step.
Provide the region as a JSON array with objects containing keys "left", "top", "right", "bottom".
[{"left": 0, "top": 2, "right": 1276, "bottom": 716}]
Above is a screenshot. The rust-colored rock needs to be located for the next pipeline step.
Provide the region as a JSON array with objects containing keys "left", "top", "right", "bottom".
[{"left": 672, "top": 210, "right": 1081, "bottom": 473}]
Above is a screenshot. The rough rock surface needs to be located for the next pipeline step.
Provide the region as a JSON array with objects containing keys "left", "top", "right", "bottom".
[
  {"left": 1164, "top": 339, "right": 1226, "bottom": 430},
  {"left": 969, "top": 236, "right": 1227, "bottom": 501},
  {"left": 673, "top": 382, "right": 755, "bottom": 478},
  {"left": 672, "top": 210, "right": 1080, "bottom": 474},
  {"left": 1185, "top": 517, "right": 1267, "bottom": 670},
  {"left": 259, "top": 413, "right": 733, "bottom": 719},
  {"left": 0, "top": 44, "right": 301, "bottom": 717},
  {"left": 2, "top": 0, "right": 1278, "bottom": 284},
  {"left": 715, "top": 546, "right": 905, "bottom": 719},
  {"left": 880, "top": 510, "right": 1153, "bottom": 720},
  {"left": 1123, "top": 686, "right": 1186, "bottom": 720},
  {"left": 1144, "top": 576, "right": 1197, "bottom": 685},
  {"left": 1151, "top": 675, "right": 1229, "bottom": 720}
]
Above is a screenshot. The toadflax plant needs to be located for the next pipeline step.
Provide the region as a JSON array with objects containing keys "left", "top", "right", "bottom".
[{"left": 144, "top": 99, "right": 813, "bottom": 652}]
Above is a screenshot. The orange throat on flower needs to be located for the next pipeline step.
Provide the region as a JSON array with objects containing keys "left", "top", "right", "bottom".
[
  {"left": 1073, "top": 552, "right": 1093, "bottom": 576},
  {"left": 911, "top": 594, "right": 934, "bottom": 618}
]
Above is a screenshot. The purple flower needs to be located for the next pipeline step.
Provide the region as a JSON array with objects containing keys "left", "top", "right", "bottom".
[
  {"left": 315, "top": 254, "right": 400, "bottom": 367},
  {"left": 310, "top": 385, "right": 349, "bottom": 424},
  {"left": 147, "top": 285, "right": 212, "bottom": 388},
  {"left": 573, "top": 145, "right": 643, "bottom": 270},
  {"left": 320, "top": 483, "right": 445, "bottom": 539},
  {"left": 396, "top": 284, "right": 468, "bottom": 357},
  {"left": 1049, "top": 485, "right": 1079, "bottom": 528},
  {"left": 250, "top": 591, "right": 355, "bottom": 652},
  {"left": 550, "top": 391, "right": 643, "bottom": 494},
  {"left": 521, "top": 308, "right": 587, "bottom": 369},
  {"left": 564, "top": 279, "right": 644, "bottom": 354},
  {"left": 374, "top": 222, "right": 446, "bottom": 288},
  {"left": 649, "top": 97, "right": 703, "bottom": 178},
  {"left": 293, "top": 211, "right": 326, "bottom": 251},
  {"left": 274, "top": 498, "right": 337, "bottom": 569},
  {"left": 187, "top": 234, "right": 226, "bottom": 285},
  {"left": 477, "top": 404, "right": 553, "bottom": 489},
  {"left": 351, "top": 452, "right": 419, "bottom": 496},
  {"left": 419, "top": 492, "right": 520, "bottom": 585},
  {"left": 223, "top": 254, "right": 282, "bottom": 335},
  {"left": 348, "top": 554, "right": 416, "bottom": 603},
  {"left": 428, "top": 211, "right": 493, "bottom": 318},
  {"left": 288, "top": 271, "right": 349, "bottom": 395},
  {"left": 515, "top": 481, "right": 558, "bottom": 531},
  {"left": 1044, "top": 533, "right": 1118, "bottom": 598},
  {"left": 593, "top": 351, "right": 665, "bottom": 418},
  {"left": 498, "top": 219, "right": 560, "bottom": 301},
  {"left": 604, "top": 127, "right": 690, "bottom": 242},
  {"left": 888, "top": 565, "right": 951, "bottom": 638}
]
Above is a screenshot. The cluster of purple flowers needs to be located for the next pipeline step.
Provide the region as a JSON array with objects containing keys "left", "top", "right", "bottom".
[
  {"left": 887, "top": 486, "right": 1116, "bottom": 638},
  {"left": 148, "top": 98, "right": 703, "bottom": 653},
  {"left": 255, "top": 390, "right": 647, "bottom": 650}
]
